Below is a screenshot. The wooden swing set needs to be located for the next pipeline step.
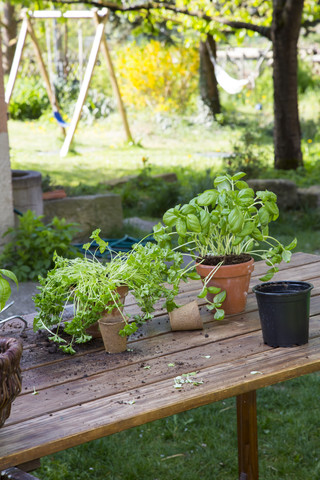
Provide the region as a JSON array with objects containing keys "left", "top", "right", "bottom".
[{"left": 5, "top": 8, "right": 133, "bottom": 157}]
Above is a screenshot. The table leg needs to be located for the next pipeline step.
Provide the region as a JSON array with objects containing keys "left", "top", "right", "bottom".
[{"left": 237, "top": 390, "right": 258, "bottom": 480}]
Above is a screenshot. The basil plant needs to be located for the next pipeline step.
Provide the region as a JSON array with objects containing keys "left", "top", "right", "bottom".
[{"left": 154, "top": 172, "right": 296, "bottom": 282}]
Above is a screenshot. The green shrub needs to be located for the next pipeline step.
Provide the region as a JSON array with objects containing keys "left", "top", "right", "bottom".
[
  {"left": 117, "top": 160, "right": 180, "bottom": 217},
  {"left": 8, "top": 77, "right": 50, "bottom": 120},
  {"left": 0, "top": 211, "right": 79, "bottom": 282},
  {"left": 298, "top": 60, "right": 320, "bottom": 94},
  {"left": 223, "top": 131, "right": 272, "bottom": 178}
]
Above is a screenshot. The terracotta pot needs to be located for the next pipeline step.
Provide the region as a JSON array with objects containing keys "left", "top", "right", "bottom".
[
  {"left": 98, "top": 316, "right": 127, "bottom": 353},
  {"left": 0, "top": 337, "right": 23, "bottom": 428},
  {"left": 169, "top": 301, "right": 203, "bottom": 331},
  {"left": 86, "top": 286, "right": 129, "bottom": 338},
  {"left": 42, "top": 189, "right": 67, "bottom": 200},
  {"left": 196, "top": 257, "right": 254, "bottom": 315}
]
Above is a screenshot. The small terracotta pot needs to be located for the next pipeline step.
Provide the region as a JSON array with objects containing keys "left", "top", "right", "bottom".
[
  {"left": 42, "top": 189, "right": 67, "bottom": 200},
  {"left": 196, "top": 258, "right": 254, "bottom": 315},
  {"left": 98, "top": 316, "right": 127, "bottom": 353},
  {"left": 86, "top": 285, "right": 129, "bottom": 339},
  {"left": 169, "top": 300, "right": 203, "bottom": 331}
]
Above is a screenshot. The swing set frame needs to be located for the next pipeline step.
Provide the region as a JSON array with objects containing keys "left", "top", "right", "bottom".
[{"left": 5, "top": 8, "right": 133, "bottom": 157}]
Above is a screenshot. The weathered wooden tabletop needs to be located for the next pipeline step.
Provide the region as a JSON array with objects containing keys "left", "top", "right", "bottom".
[{"left": 1, "top": 252, "right": 320, "bottom": 478}]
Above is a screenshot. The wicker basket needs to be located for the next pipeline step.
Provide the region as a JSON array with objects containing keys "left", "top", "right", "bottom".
[{"left": 0, "top": 337, "right": 23, "bottom": 428}]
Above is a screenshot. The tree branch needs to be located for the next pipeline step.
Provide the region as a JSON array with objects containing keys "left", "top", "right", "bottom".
[{"left": 47, "top": 0, "right": 271, "bottom": 39}]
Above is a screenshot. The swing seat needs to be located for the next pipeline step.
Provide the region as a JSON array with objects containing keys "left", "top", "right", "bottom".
[{"left": 53, "top": 110, "right": 69, "bottom": 127}]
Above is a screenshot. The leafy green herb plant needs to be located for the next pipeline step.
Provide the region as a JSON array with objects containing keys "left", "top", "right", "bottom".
[
  {"left": 33, "top": 229, "right": 194, "bottom": 354},
  {"left": 0, "top": 269, "right": 18, "bottom": 312},
  {"left": 156, "top": 172, "right": 296, "bottom": 282},
  {"left": 154, "top": 172, "right": 297, "bottom": 319}
]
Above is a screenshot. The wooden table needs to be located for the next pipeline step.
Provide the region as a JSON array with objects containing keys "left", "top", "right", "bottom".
[{"left": 1, "top": 252, "right": 320, "bottom": 480}]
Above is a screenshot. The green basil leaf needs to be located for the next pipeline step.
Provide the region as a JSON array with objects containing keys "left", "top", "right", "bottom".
[
  {"left": 200, "top": 210, "right": 210, "bottom": 231},
  {"left": 214, "top": 290, "right": 227, "bottom": 304},
  {"left": 214, "top": 175, "right": 231, "bottom": 191},
  {"left": 232, "top": 172, "right": 246, "bottom": 181},
  {"left": 235, "top": 180, "right": 249, "bottom": 190},
  {"left": 0, "top": 278, "right": 11, "bottom": 311},
  {"left": 196, "top": 190, "right": 218, "bottom": 206},
  {"left": 214, "top": 308, "right": 225, "bottom": 321},
  {"left": 282, "top": 250, "right": 292, "bottom": 263},
  {"left": 198, "top": 286, "right": 208, "bottom": 298},
  {"left": 256, "top": 190, "right": 277, "bottom": 203},
  {"left": 163, "top": 209, "right": 178, "bottom": 227},
  {"left": 252, "top": 228, "right": 264, "bottom": 241},
  {"left": 176, "top": 218, "right": 187, "bottom": 236},
  {"left": 237, "top": 188, "right": 255, "bottom": 206},
  {"left": 228, "top": 207, "right": 244, "bottom": 233},
  {"left": 181, "top": 204, "right": 196, "bottom": 215},
  {"left": 207, "top": 286, "right": 221, "bottom": 294},
  {"left": 258, "top": 207, "right": 270, "bottom": 226},
  {"left": 241, "top": 221, "right": 255, "bottom": 237},
  {"left": 285, "top": 238, "right": 297, "bottom": 251},
  {"left": 232, "top": 236, "right": 243, "bottom": 246},
  {"left": 188, "top": 271, "right": 201, "bottom": 280},
  {"left": 186, "top": 214, "right": 201, "bottom": 233},
  {"left": 0, "top": 269, "right": 18, "bottom": 288}
]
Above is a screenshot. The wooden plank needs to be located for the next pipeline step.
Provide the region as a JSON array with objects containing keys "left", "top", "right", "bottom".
[
  {"left": 15, "top": 307, "right": 320, "bottom": 395},
  {"left": 7, "top": 313, "right": 320, "bottom": 428},
  {"left": 24, "top": 14, "right": 65, "bottom": 136},
  {"left": 3, "top": 284, "right": 319, "bottom": 381},
  {"left": 30, "top": 9, "right": 107, "bottom": 19},
  {"left": 0, "top": 467, "right": 40, "bottom": 480},
  {"left": 5, "top": 17, "right": 28, "bottom": 104},
  {"left": 237, "top": 391, "right": 258, "bottom": 480},
  {"left": 93, "top": 11, "right": 133, "bottom": 143},
  {"left": 60, "top": 11, "right": 109, "bottom": 157},
  {"left": 1, "top": 335, "right": 320, "bottom": 470}
]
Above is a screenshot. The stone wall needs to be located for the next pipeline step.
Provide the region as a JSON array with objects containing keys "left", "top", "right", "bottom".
[{"left": 44, "top": 194, "right": 123, "bottom": 242}]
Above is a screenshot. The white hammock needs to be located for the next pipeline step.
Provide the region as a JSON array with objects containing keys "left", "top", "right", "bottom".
[{"left": 207, "top": 44, "right": 270, "bottom": 95}]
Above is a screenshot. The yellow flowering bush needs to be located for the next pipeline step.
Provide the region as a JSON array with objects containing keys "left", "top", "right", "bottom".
[{"left": 115, "top": 40, "right": 199, "bottom": 112}]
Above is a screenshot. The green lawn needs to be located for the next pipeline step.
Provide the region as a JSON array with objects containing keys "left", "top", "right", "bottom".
[
  {"left": 34, "top": 373, "right": 320, "bottom": 480},
  {"left": 8, "top": 109, "right": 269, "bottom": 187}
]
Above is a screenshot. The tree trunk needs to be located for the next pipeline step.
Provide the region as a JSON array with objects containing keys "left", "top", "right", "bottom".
[
  {"left": 271, "top": 0, "right": 304, "bottom": 170},
  {"left": 2, "top": 1, "right": 17, "bottom": 74},
  {"left": 0, "top": 26, "right": 15, "bottom": 247},
  {"left": 199, "top": 35, "right": 221, "bottom": 116}
]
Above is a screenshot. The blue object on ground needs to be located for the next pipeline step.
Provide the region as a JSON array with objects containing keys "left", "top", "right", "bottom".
[
  {"left": 74, "top": 234, "right": 154, "bottom": 259},
  {"left": 53, "top": 110, "right": 69, "bottom": 127}
]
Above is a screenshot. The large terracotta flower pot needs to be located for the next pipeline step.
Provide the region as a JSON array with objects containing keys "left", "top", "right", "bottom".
[
  {"left": 196, "top": 257, "right": 254, "bottom": 315},
  {"left": 0, "top": 337, "right": 23, "bottom": 428},
  {"left": 86, "top": 285, "right": 129, "bottom": 338}
]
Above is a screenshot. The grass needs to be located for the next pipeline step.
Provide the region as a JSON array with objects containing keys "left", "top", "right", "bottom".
[
  {"left": 34, "top": 373, "right": 320, "bottom": 480},
  {"left": 8, "top": 111, "right": 235, "bottom": 187}
]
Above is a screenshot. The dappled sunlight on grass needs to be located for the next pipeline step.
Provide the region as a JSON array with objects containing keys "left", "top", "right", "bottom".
[{"left": 8, "top": 112, "right": 234, "bottom": 187}]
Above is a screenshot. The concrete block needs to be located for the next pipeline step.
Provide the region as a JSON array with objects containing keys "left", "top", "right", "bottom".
[
  {"left": 248, "top": 178, "right": 299, "bottom": 210},
  {"left": 44, "top": 194, "right": 123, "bottom": 242},
  {"left": 297, "top": 186, "right": 320, "bottom": 209}
]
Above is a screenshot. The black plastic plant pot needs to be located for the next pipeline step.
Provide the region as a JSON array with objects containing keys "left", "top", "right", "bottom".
[{"left": 252, "top": 281, "right": 314, "bottom": 347}]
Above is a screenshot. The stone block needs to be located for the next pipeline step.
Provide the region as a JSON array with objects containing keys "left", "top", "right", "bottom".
[
  {"left": 297, "top": 186, "right": 320, "bottom": 209},
  {"left": 247, "top": 179, "right": 299, "bottom": 210},
  {"left": 44, "top": 194, "right": 123, "bottom": 242}
]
